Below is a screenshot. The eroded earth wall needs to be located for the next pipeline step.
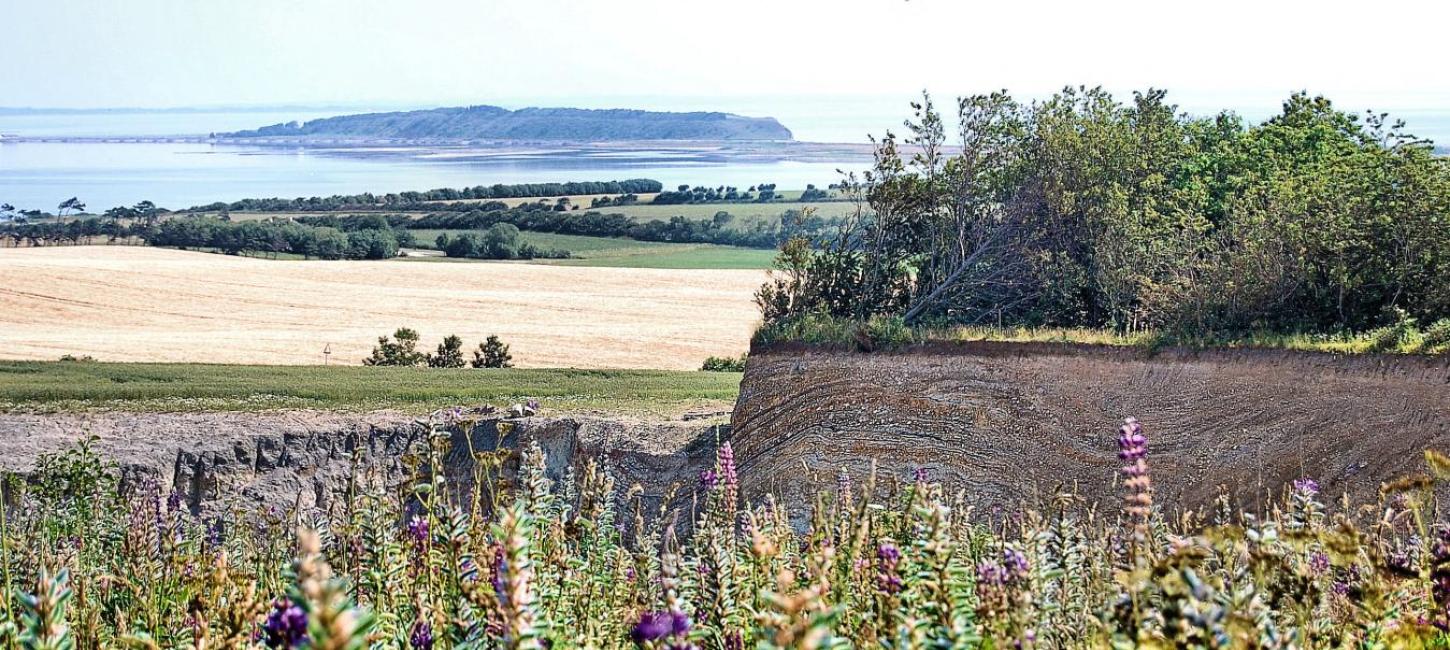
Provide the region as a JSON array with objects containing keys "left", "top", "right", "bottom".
[{"left": 730, "top": 343, "right": 1450, "bottom": 516}]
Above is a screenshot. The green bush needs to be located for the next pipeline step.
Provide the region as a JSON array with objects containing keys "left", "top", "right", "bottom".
[
  {"left": 427, "top": 334, "right": 466, "bottom": 368},
  {"left": 362, "top": 328, "right": 426, "bottom": 366},
  {"left": 700, "top": 354, "right": 748, "bottom": 372},
  {"left": 472, "top": 335, "right": 513, "bottom": 368}
]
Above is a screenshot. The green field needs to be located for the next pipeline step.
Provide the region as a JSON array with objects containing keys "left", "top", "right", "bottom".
[
  {"left": 0, "top": 361, "right": 742, "bottom": 415},
  {"left": 410, "top": 229, "right": 775, "bottom": 269}
]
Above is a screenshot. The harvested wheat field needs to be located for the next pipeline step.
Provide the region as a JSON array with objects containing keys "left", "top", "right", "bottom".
[{"left": 0, "top": 246, "right": 764, "bottom": 368}]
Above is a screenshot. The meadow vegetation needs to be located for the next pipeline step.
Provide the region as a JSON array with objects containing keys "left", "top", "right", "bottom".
[
  {"left": 4, "top": 416, "right": 1450, "bottom": 648},
  {"left": 753, "top": 312, "right": 1450, "bottom": 355},
  {"left": 0, "top": 361, "right": 740, "bottom": 415}
]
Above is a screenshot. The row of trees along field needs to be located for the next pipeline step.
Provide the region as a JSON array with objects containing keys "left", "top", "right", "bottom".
[
  {"left": 758, "top": 89, "right": 1450, "bottom": 336},
  {"left": 303, "top": 202, "right": 844, "bottom": 249},
  {"left": 0, "top": 214, "right": 409, "bottom": 260},
  {"left": 187, "top": 179, "right": 664, "bottom": 212}
]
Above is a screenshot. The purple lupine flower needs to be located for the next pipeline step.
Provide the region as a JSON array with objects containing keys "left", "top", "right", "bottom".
[
  {"left": 1002, "top": 547, "right": 1030, "bottom": 581},
  {"left": 407, "top": 516, "right": 430, "bottom": 546},
  {"left": 630, "top": 611, "right": 673, "bottom": 643},
  {"left": 698, "top": 469, "right": 718, "bottom": 490},
  {"left": 410, "top": 621, "right": 434, "bottom": 650},
  {"left": 913, "top": 467, "right": 930, "bottom": 483},
  {"left": 668, "top": 610, "right": 691, "bottom": 636},
  {"left": 263, "top": 600, "right": 308, "bottom": 649},
  {"left": 167, "top": 489, "right": 184, "bottom": 513},
  {"left": 717, "top": 441, "right": 739, "bottom": 527},
  {"left": 976, "top": 560, "right": 1007, "bottom": 588},
  {"left": 1293, "top": 477, "right": 1320, "bottom": 496},
  {"left": 877, "top": 542, "right": 904, "bottom": 594},
  {"left": 205, "top": 518, "right": 225, "bottom": 550},
  {"left": 1431, "top": 527, "right": 1450, "bottom": 629},
  {"left": 1117, "top": 417, "right": 1152, "bottom": 537},
  {"left": 492, "top": 545, "right": 508, "bottom": 601}
]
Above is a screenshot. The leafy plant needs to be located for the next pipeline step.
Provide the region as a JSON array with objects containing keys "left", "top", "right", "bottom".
[{"left": 472, "top": 335, "right": 514, "bottom": 369}]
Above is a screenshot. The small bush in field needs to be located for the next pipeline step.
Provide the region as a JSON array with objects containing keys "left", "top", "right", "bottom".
[
  {"left": 362, "top": 327, "right": 426, "bottom": 366},
  {"left": 427, "top": 334, "right": 466, "bottom": 368},
  {"left": 700, "top": 354, "right": 748, "bottom": 372},
  {"left": 472, "top": 334, "right": 513, "bottom": 368}
]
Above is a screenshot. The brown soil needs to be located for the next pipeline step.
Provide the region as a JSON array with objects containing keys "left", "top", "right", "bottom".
[{"left": 730, "top": 342, "right": 1450, "bottom": 516}]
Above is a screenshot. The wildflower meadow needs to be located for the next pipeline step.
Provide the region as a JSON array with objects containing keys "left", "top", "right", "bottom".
[{"left": 2, "top": 414, "right": 1448, "bottom": 649}]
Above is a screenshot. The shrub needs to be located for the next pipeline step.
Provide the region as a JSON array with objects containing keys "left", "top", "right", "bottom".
[
  {"left": 1420, "top": 318, "right": 1450, "bottom": 354},
  {"left": 472, "top": 335, "right": 513, "bottom": 368},
  {"left": 427, "top": 334, "right": 466, "bottom": 368},
  {"left": 363, "top": 328, "right": 426, "bottom": 366},
  {"left": 700, "top": 353, "right": 748, "bottom": 372}
]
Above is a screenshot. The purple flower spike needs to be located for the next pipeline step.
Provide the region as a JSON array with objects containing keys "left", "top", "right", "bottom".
[
  {"left": 1002, "top": 547, "right": 1030, "bottom": 580},
  {"left": 410, "top": 621, "right": 434, "bottom": 650},
  {"left": 630, "top": 611, "right": 673, "bottom": 644},
  {"left": 1293, "top": 477, "right": 1320, "bottom": 496},
  {"left": 699, "top": 470, "right": 718, "bottom": 490},
  {"left": 407, "top": 516, "right": 430, "bottom": 545},
  {"left": 669, "top": 610, "right": 691, "bottom": 636},
  {"left": 876, "top": 542, "right": 904, "bottom": 594},
  {"left": 262, "top": 599, "right": 308, "bottom": 649}
]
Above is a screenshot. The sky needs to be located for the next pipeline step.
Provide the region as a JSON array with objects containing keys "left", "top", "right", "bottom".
[{"left": 4, "top": 0, "right": 1450, "bottom": 116}]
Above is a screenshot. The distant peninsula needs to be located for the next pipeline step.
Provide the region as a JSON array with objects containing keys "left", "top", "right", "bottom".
[{"left": 224, "top": 105, "right": 794, "bottom": 141}]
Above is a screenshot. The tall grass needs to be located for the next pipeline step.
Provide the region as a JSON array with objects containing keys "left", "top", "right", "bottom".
[
  {"left": 3, "top": 414, "right": 1449, "bottom": 647},
  {"left": 755, "top": 313, "right": 1450, "bottom": 355},
  {"left": 0, "top": 362, "right": 741, "bottom": 415}
]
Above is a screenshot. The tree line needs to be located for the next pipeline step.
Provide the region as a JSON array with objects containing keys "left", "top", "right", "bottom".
[
  {"left": 434, "top": 224, "right": 570, "bottom": 260},
  {"left": 758, "top": 88, "right": 1450, "bottom": 337},
  {"left": 1, "top": 215, "right": 405, "bottom": 260},
  {"left": 188, "top": 179, "right": 664, "bottom": 213},
  {"left": 378, "top": 204, "right": 839, "bottom": 249}
]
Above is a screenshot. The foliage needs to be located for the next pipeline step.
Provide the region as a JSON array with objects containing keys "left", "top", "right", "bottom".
[
  {"left": 700, "top": 354, "right": 748, "bottom": 372},
  {"left": 190, "top": 180, "right": 665, "bottom": 213},
  {"left": 427, "top": 335, "right": 467, "bottom": 369},
  {"left": 755, "top": 316, "right": 1450, "bottom": 356},
  {"left": 0, "top": 361, "right": 742, "bottom": 415},
  {"left": 363, "top": 328, "right": 427, "bottom": 367},
  {"left": 3, "top": 417, "right": 1450, "bottom": 648},
  {"left": 435, "top": 224, "right": 570, "bottom": 261},
  {"left": 394, "top": 202, "right": 836, "bottom": 250},
  {"left": 762, "top": 88, "right": 1450, "bottom": 339},
  {"left": 472, "top": 336, "right": 514, "bottom": 369}
]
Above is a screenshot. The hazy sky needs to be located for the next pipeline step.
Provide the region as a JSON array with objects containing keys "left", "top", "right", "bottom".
[{"left": 5, "top": 0, "right": 1449, "bottom": 113}]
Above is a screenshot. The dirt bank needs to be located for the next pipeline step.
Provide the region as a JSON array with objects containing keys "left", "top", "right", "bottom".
[
  {"left": 0, "top": 411, "right": 724, "bottom": 513},
  {"left": 731, "top": 343, "right": 1450, "bottom": 516}
]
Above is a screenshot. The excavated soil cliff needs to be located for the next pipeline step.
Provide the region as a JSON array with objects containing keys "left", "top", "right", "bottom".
[
  {"left": 0, "top": 411, "right": 724, "bottom": 514},
  {"left": 730, "top": 343, "right": 1450, "bottom": 516}
]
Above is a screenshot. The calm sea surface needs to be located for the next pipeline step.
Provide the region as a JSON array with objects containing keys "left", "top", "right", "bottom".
[{"left": 2, "top": 106, "right": 1445, "bottom": 212}]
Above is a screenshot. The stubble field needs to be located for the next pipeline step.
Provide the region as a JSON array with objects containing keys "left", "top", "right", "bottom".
[{"left": 0, "top": 246, "right": 764, "bottom": 368}]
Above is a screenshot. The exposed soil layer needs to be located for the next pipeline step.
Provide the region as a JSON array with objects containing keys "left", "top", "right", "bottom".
[
  {"left": 731, "top": 343, "right": 1450, "bottom": 516},
  {"left": 0, "top": 411, "right": 724, "bottom": 514}
]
